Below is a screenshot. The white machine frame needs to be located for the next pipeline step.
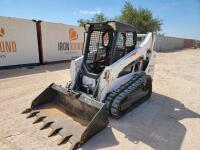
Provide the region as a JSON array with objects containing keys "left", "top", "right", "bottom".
[{"left": 70, "top": 32, "right": 156, "bottom": 102}]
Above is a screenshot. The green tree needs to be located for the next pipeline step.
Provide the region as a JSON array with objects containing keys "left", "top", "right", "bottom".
[
  {"left": 77, "top": 13, "right": 108, "bottom": 27},
  {"left": 92, "top": 13, "right": 108, "bottom": 22},
  {"left": 119, "top": 1, "right": 162, "bottom": 33},
  {"left": 77, "top": 19, "right": 90, "bottom": 27},
  {"left": 77, "top": 1, "right": 162, "bottom": 32}
]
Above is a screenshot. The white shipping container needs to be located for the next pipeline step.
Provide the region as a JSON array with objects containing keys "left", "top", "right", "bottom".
[
  {"left": 154, "top": 35, "right": 184, "bottom": 52},
  {"left": 0, "top": 16, "right": 39, "bottom": 67},
  {"left": 40, "top": 22, "right": 84, "bottom": 63}
]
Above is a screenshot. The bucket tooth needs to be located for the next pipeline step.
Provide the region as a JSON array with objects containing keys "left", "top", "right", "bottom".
[
  {"left": 27, "top": 111, "right": 39, "bottom": 118},
  {"left": 22, "top": 108, "right": 32, "bottom": 114},
  {"left": 70, "top": 142, "right": 80, "bottom": 150},
  {"left": 33, "top": 116, "right": 46, "bottom": 124},
  {"left": 57, "top": 135, "right": 72, "bottom": 145},
  {"left": 68, "top": 136, "right": 81, "bottom": 150},
  {"left": 48, "top": 128, "right": 63, "bottom": 137},
  {"left": 40, "top": 121, "right": 54, "bottom": 130}
]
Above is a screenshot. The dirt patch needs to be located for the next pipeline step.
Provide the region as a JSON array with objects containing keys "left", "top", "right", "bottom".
[{"left": 0, "top": 49, "right": 200, "bottom": 150}]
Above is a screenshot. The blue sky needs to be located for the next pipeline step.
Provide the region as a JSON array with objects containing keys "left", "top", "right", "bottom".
[{"left": 1, "top": 0, "right": 200, "bottom": 40}]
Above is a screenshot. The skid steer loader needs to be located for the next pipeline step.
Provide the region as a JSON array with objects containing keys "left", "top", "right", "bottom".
[{"left": 22, "top": 21, "right": 156, "bottom": 150}]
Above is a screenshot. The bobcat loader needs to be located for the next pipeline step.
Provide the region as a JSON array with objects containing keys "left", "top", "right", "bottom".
[{"left": 22, "top": 21, "right": 156, "bottom": 150}]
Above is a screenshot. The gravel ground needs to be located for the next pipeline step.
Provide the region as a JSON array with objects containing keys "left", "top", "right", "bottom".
[{"left": 0, "top": 48, "right": 200, "bottom": 150}]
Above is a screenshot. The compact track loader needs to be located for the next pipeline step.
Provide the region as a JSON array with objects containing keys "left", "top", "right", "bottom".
[{"left": 22, "top": 21, "right": 156, "bottom": 150}]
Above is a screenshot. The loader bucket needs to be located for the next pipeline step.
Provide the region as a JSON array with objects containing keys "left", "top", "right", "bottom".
[{"left": 22, "top": 83, "right": 109, "bottom": 150}]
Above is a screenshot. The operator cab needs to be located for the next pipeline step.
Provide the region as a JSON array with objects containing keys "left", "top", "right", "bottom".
[
  {"left": 75, "top": 21, "right": 137, "bottom": 95},
  {"left": 83, "top": 21, "right": 137, "bottom": 75}
]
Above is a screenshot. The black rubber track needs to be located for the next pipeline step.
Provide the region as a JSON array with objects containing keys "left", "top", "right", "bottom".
[{"left": 105, "top": 73, "right": 152, "bottom": 118}]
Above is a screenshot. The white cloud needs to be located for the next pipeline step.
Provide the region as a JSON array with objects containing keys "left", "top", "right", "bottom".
[
  {"left": 161, "top": 2, "right": 176, "bottom": 11},
  {"left": 79, "top": 9, "right": 101, "bottom": 15}
]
